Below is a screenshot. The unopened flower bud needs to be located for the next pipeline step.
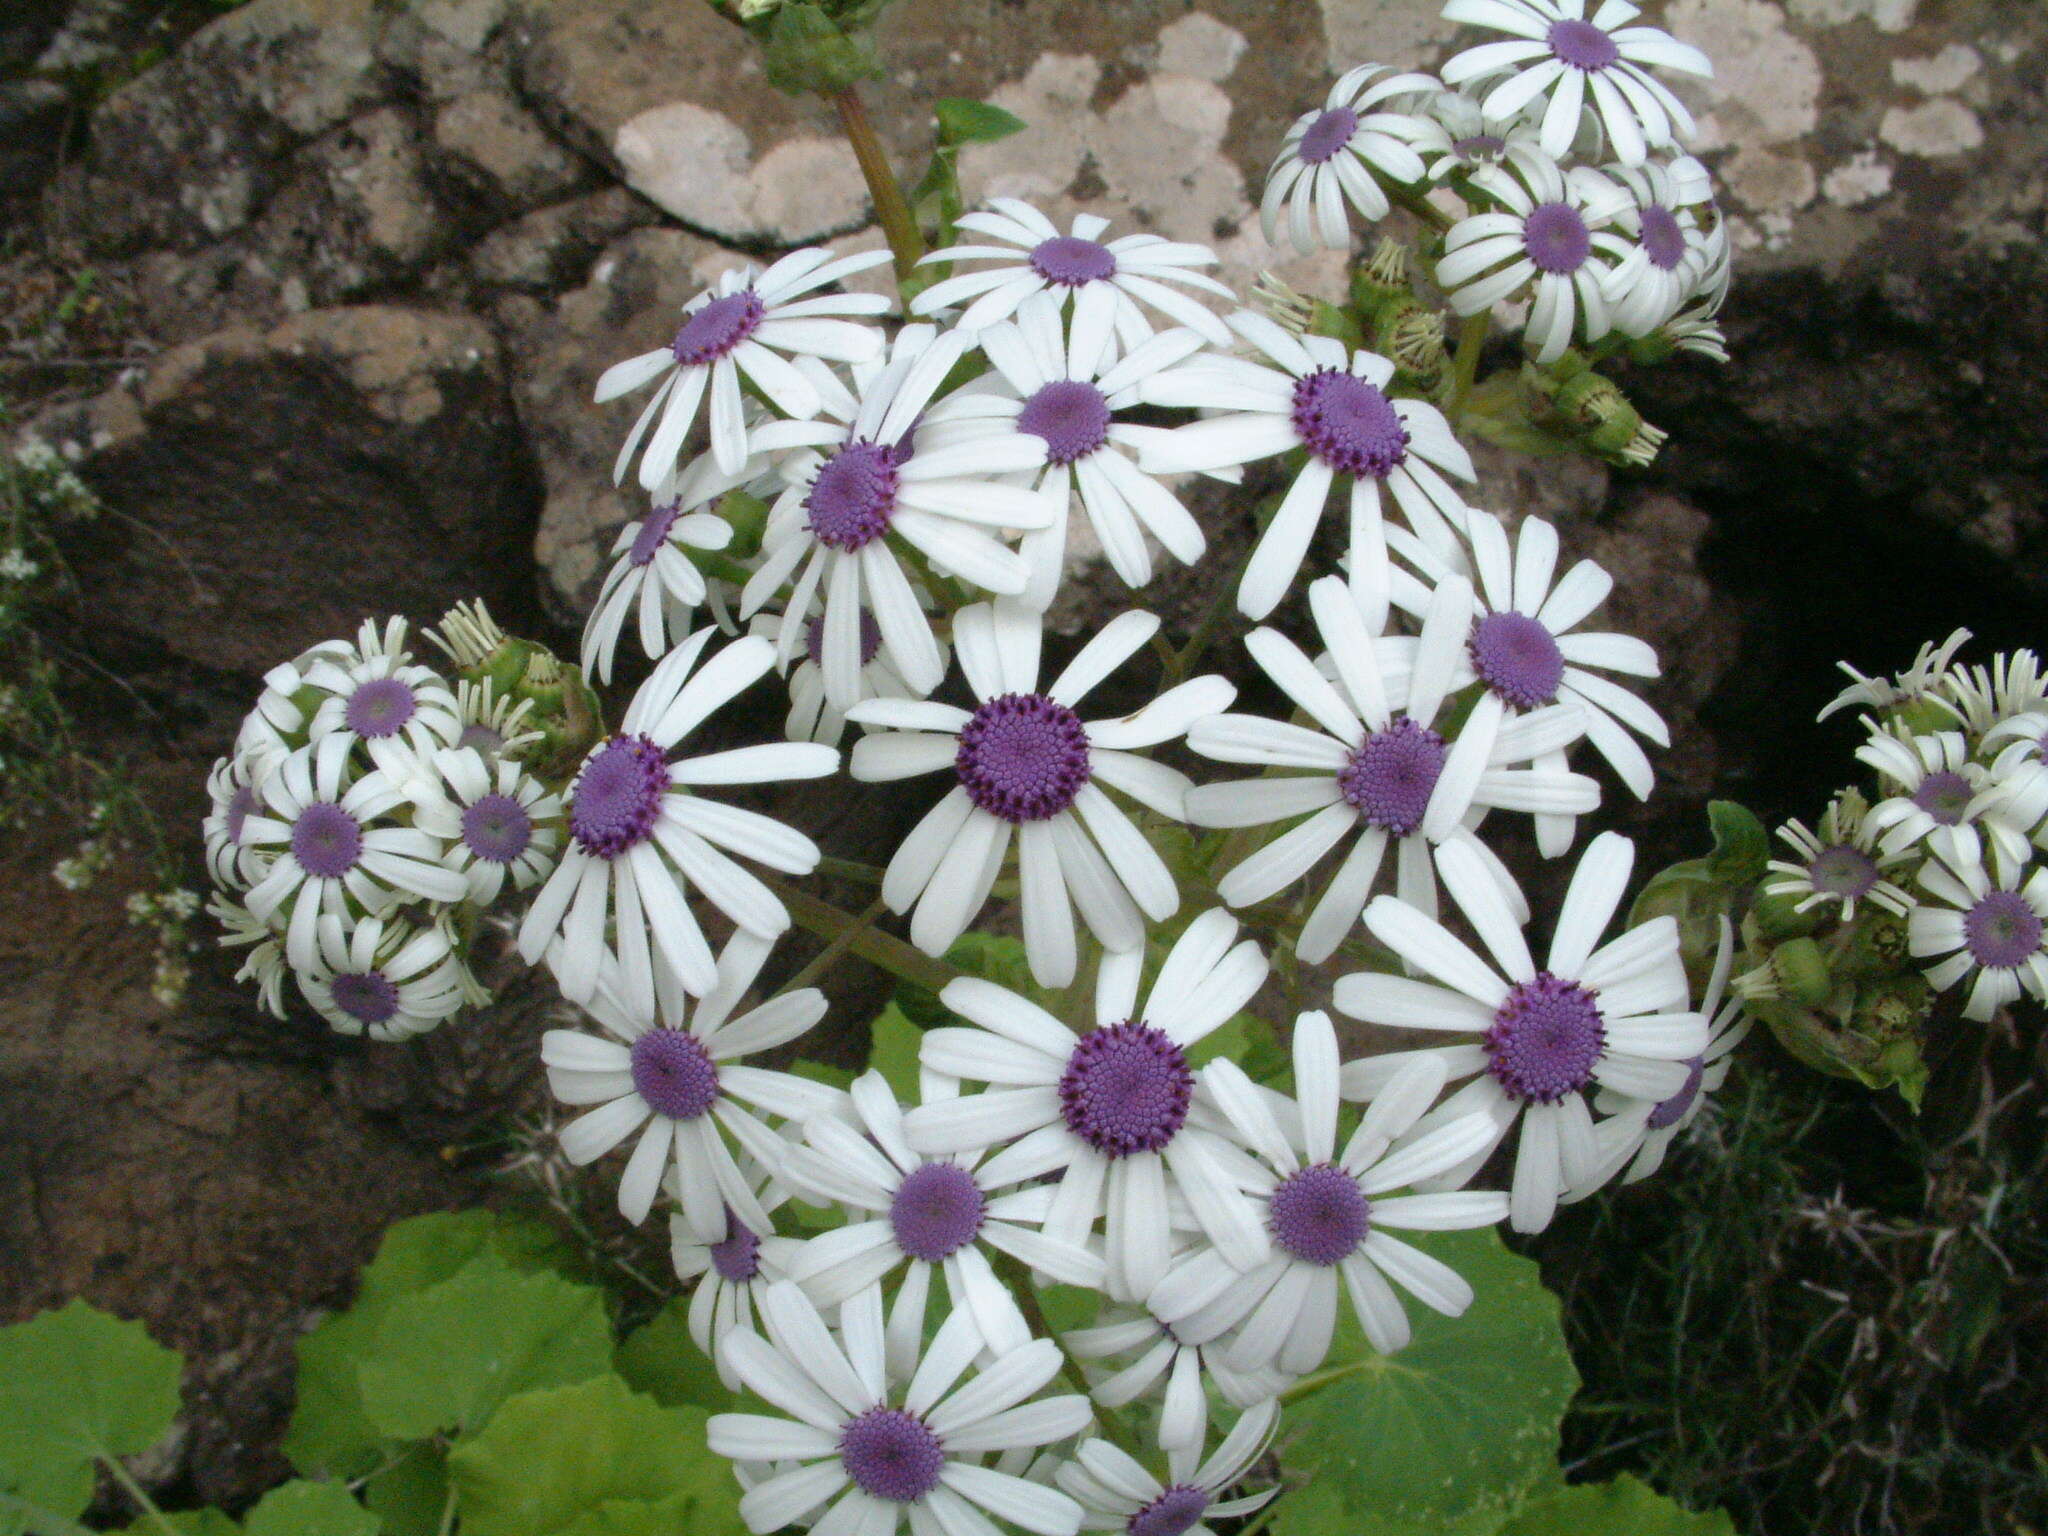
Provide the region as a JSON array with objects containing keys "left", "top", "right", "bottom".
[
  {"left": 1374, "top": 298, "right": 1449, "bottom": 391},
  {"left": 1251, "top": 272, "right": 1313, "bottom": 336}
]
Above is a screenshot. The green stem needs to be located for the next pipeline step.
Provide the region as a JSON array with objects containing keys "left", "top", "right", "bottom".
[
  {"left": 1445, "top": 311, "right": 1489, "bottom": 421},
  {"left": 988, "top": 1252, "right": 1143, "bottom": 1457},
  {"left": 1167, "top": 573, "right": 1240, "bottom": 686},
  {"left": 1278, "top": 1356, "right": 1367, "bottom": 1405},
  {"left": 1234, "top": 1496, "right": 1285, "bottom": 1536},
  {"left": 786, "top": 894, "right": 887, "bottom": 993},
  {"left": 98, "top": 1455, "right": 177, "bottom": 1536},
  {"left": 817, "top": 856, "right": 889, "bottom": 887},
  {"left": 768, "top": 877, "right": 961, "bottom": 996},
  {"left": 1387, "top": 182, "right": 1454, "bottom": 234},
  {"left": 434, "top": 1477, "right": 459, "bottom": 1536},
  {"left": 831, "top": 83, "right": 926, "bottom": 292}
]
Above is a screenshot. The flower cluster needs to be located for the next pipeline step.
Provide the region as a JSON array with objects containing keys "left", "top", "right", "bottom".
[{"left": 194, "top": 2, "right": 1788, "bottom": 1526}]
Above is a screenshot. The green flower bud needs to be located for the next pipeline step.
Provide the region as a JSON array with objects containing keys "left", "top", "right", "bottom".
[
  {"left": 1750, "top": 885, "right": 1822, "bottom": 942},
  {"left": 1373, "top": 297, "right": 1449, "bottom": 391},
  {"left": 1349, "top": 239, "right": 1411, "bottom": 312},
  {"left": 1735, "top": 936, "right": 1833, "bottom": 1008},
  {"left": 1834, "top": 909, "right": 1912, "bottom": 979}
]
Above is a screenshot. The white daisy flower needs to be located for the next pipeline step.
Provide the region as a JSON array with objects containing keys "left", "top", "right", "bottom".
[
  {"left": 297, "top": 910, "right": 467, "bottom": 1041},
  {"left": 848, "top": 602, "right": 1232, "bottom": 987},
  {"left": 752, "top": 603, "right": 938, "bottom": 748},
  {"left": 235, "top": 634, "right": 358, "bottom": 764},
  {"left": 596, "top": 246, "right": 893, "bottom": 490},
  {"left": 948, "top": 293, "right": 1215, "bottom": 608},
  {"left": 1577, "top": 916, "right": 1750, "bottom": 1191},
  {"left": 209, "top": 892, "right": 287, "bottom": 1018},
  {"left": 669, "top": 1159, "right": 806, "bottom": 1390},
  {"left": 1335, "top": 832, "right": 1705, "bottom": 1233},
  {"left": 582, "top": 469, "right": 743, "bottom": 685},
  {"left": 708, "top": 1283, "right": 1092, "bottom": 1536},
  {"left": 1816, "top": 628, "right": 1972, "bottom": 723},
  {"left": 304, "top": 631, "right": 462, "bottom": 780},
  {"left": 1910, "top": 853, "right": 2048, "bottom": 1021},
  {"left": 539, "top": 928, "right": 838, "bottom": 1232},
  {"left": 1983, "top": 703, "right": 2048, "bottom": 794},
  {"left": 1054, "top": 1400, "right": 1279, "bottom": 1536},
  {"left": 1440, "top": 0, "right": 1712, "bottom": 168},
  {"left": 904, "top": 908, "right": 1272, "bottom": 1304},
  {"left": 515, "top": 629, "right": 836, "bottom": 1014},
  {"left": 1137, "top": 314, "right": 1475, "bottom": 620},
  {"left": 1417, "top": 87, "right": 1543, "bottom": 182},
  {"left": 1857, "top": 723, "right": 2046, "bottom": 882},
  {"left": 240, "top": 736, "right": 469, "bottom": 970},
  {"left": 1153, "top": 1014, "right": 1507, "bottom": 1371},
  {"left": 1936, "top": 649, "right": 2048, "bottom": 743},
  {"left": 1436, "top": 145, "right": 1634, "bottom": 365},
  {"left": 1061, "top": 1305, "right": 1285, "bottom": 1453},
  {"left": 450, "top": 679, "right": 543, "bottom": 761},
  {"left": 203, "top": 750, "right": 272, "bottom": 893},
  {"left": 1185, "top": 574, "right": 1595, "bottom": 963},
  {"left": 1261, "top": 65, "right": 1444, "bottom": 255},
  {"left": 1395, "top": 511, "right": 1667, "bottom": 853},
  {"left": 741, "top": 325, "right": 1058, "bottom": 711},
  {"left": 411, "top": 746, "right": 562, "bottom": 906},
  {"left": 913, "top": 198, "right": 1234, "bottom": 348},
  {"left": 1763, "top": 791, "right": 1914, "bottom": 923},
  {"left": 781, "top": 1071, "right": 1105, "bottom": 1376},
  {"left": 1592, "top": 156, "right": 1716, "bottom": 337}
]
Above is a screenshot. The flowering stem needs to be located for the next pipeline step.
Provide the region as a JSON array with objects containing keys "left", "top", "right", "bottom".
[
  {"left": 769, "top": 877, "right": 961, "bottom": 996},
  {"left": 1446, "top": 312, "right": 1489, "bottom": 421},
  {"left": 832, "top": 84, "right": 926, "bottom": 291},
  {"left": 987, "top": 1251, "right": 1143, "bottom": 1456},
  {"left": 1166, "top": 571, "right": 1241, "bottom": 686},
  {"left": 97, "top": 1456, "right": 177, "bottom": 1536},
  {"left": 785, "top": 894, "right": 887, "bottom": 993},
  {"left": 817, "top": 856, "right": 889, "bottom": 887}
]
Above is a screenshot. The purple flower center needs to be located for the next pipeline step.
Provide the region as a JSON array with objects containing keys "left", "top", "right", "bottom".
[
  {"left": 806, "top": 611, "right": 884, "bottom": 668},
  {"left": 462, "top": 792, "right": 533, "bottom": 865},
  {"left": 955, "top": 692, "right": 1092, "bottom": 823},
  {"left": 1523, "top": 201, "right": 1593, "bottom": 275},
  {"left": 1912, "top": 769, "right": 1972, "bottom": 826},
  {"left": 1269, "top": 1162, "right": 1371, "bottom": 1267},
  {"left": 458, "top": 722, "right": 506, "bottom": 755},
  {"left": 839, "top": 1408, "right": 946, "bottom": 1503},
  {"left": 1470, "top": 610, "right": 1566, "bottom": 709},
  {"left": 629, "top": 503, "right": 683, "bottom": 568},
  {"left": 1291, "top": 369, "right": 1411, "bottom": 479},
  {"left": 1129, "top": 1488, "right": 1212, "bottom": 1536},
  {"left": 292, "top": 802, "right": 364, "bottom": 879},
  {"left": 1029, "top": 235, "right": 1118, "bottom": 286},
  {"left": 1452, "top": 133, "right": 1508, "bottom": 163},
  {"left": 226, "top": 783, "right": 257, "bottom": 843},
  {"left": 671, "top": 290, "right": 765, "bottom": 367},
  {"left": 889, "top": 1162, "right": 988, "bottom": 1262},
  {"left": 1486, "top": 971, "right": 1606, "bottom": 1103},
  {"left": 1017, "top": 379, "right": 1112, "bottom": 465},
  {"left": 1298, "top": 106, "right": 1359, "bottom": 165},
  {"left": 1059, "top": 1020, "right": 1193, "bottom": 1157},
  {"left": 330, "top": 970, "right": 400, "bottom": 1026},
  {"left": 629, "top": 1027, "right": 721, "bottom": 1120},
  {"left": 1639, "top": 204, "right": 1688, "bottom": 272},
  {"left": 806, "top": 441, "right": 900, "bottom": 552},
  {"left": 1645, "top": 1054, "right": 1704, "bottom": 1131},
  {"left": 1808, "top": 844, "right": 1878, "bottom": 901},
  {"left": 1338, "top": 717, "right": 1446, "bottom": 836},
  {"left": 710, "top": 1214, "right": 763, "bottom": 1282},
  {"left": 345, "top": 677, "right": 417, "bottom": 740},
  {"left": 1963, "top": 890, "right": 2043, "bottom": 970},
  {"left": 569, "top": 734, "right": 669, "bottom": 858},
  {"left": 1548, "top": 17, "right": 1620, "bottom": 70}
]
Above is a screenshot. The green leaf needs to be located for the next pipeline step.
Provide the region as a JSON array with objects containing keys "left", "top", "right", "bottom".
[
  {"left": 361, "top": 1448, "right": 447, "bottom": 1536},
  {"left": 1282, "top": 1229, "right": 1580, "bottom": 1535},
  {"left": 933, "top": 99, "right": 1026, "bottom": 146},
  {"left": 1703, "top": 800, "right": 1769, "bottom": 885},
  {"left": 1499, "top": 1475, "right": 1737, "bottom": 1535},
  {"left": 243, "top": 1480, "right": 382, "bottom": 1536},
  {"left": 868, "top": 1002, "right": 925, "bottom": 1100},
  {"left": 554, "top": 1491, "right": 724, "bottom": 1536},
  {"left": 0, "top": 1456, "right": 93, "bottom": 1536},
  {"left": 614, "top": 1301, "right": 732, "bottom": 1412},
  {"left": 118, "top": 1512, "right": 241, "bottom": 1536},
  {"left": 0, "top": 1300, "right": 183, "bottom": 1528},
  {"left": 448, "top": 1375, "right": 746, "bottom": 1536},
  {"left": 758, "top": 3, "right": 880, "bottom": 95},
  {"left": 357, "top": 1263, "right": 613, "bottom": 1442}
]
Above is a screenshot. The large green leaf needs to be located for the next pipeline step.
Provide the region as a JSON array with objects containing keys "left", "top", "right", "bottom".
[
  {"left": 447, "top": 1375, "right": 746, "bottom": 1536},
  {"left": 1499, "top": 1475, "right": 1737, "bottom": 1535},
  {"left": 242, "top": 1480, "right": 382, "bottom": 1536},
  {"left": 361, "top": 1447, "right": 447, "bottom": 1536},
  {"left": 117, "top": 1512, "right": 240, "bottom": 1536},
  {"left": 284, "top": 1212, "right": 574, "bottom": 1477},
  {"left": 357, "top": 1263, "right": 613, "bottom": 1442},
  {"left": 868, "top": 1002, "right": 924, "bottom": 1101},
  {"left": 0, "top": 1301, "right": 183, "bottom": 1532},
  {"left": 554, "top": 1491, "right": 725, "bottom": 1536},
  {"left": 614, "top": 1301, "right": 732, "bottom": 1413},
  {"left": 1281, "top": 1229, "right": 1580, "bottom": 1535}
]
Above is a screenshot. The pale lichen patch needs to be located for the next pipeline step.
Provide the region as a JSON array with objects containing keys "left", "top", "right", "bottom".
[{"left": 1879, "top": 98, "right": 1985, "bottom": 158}]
